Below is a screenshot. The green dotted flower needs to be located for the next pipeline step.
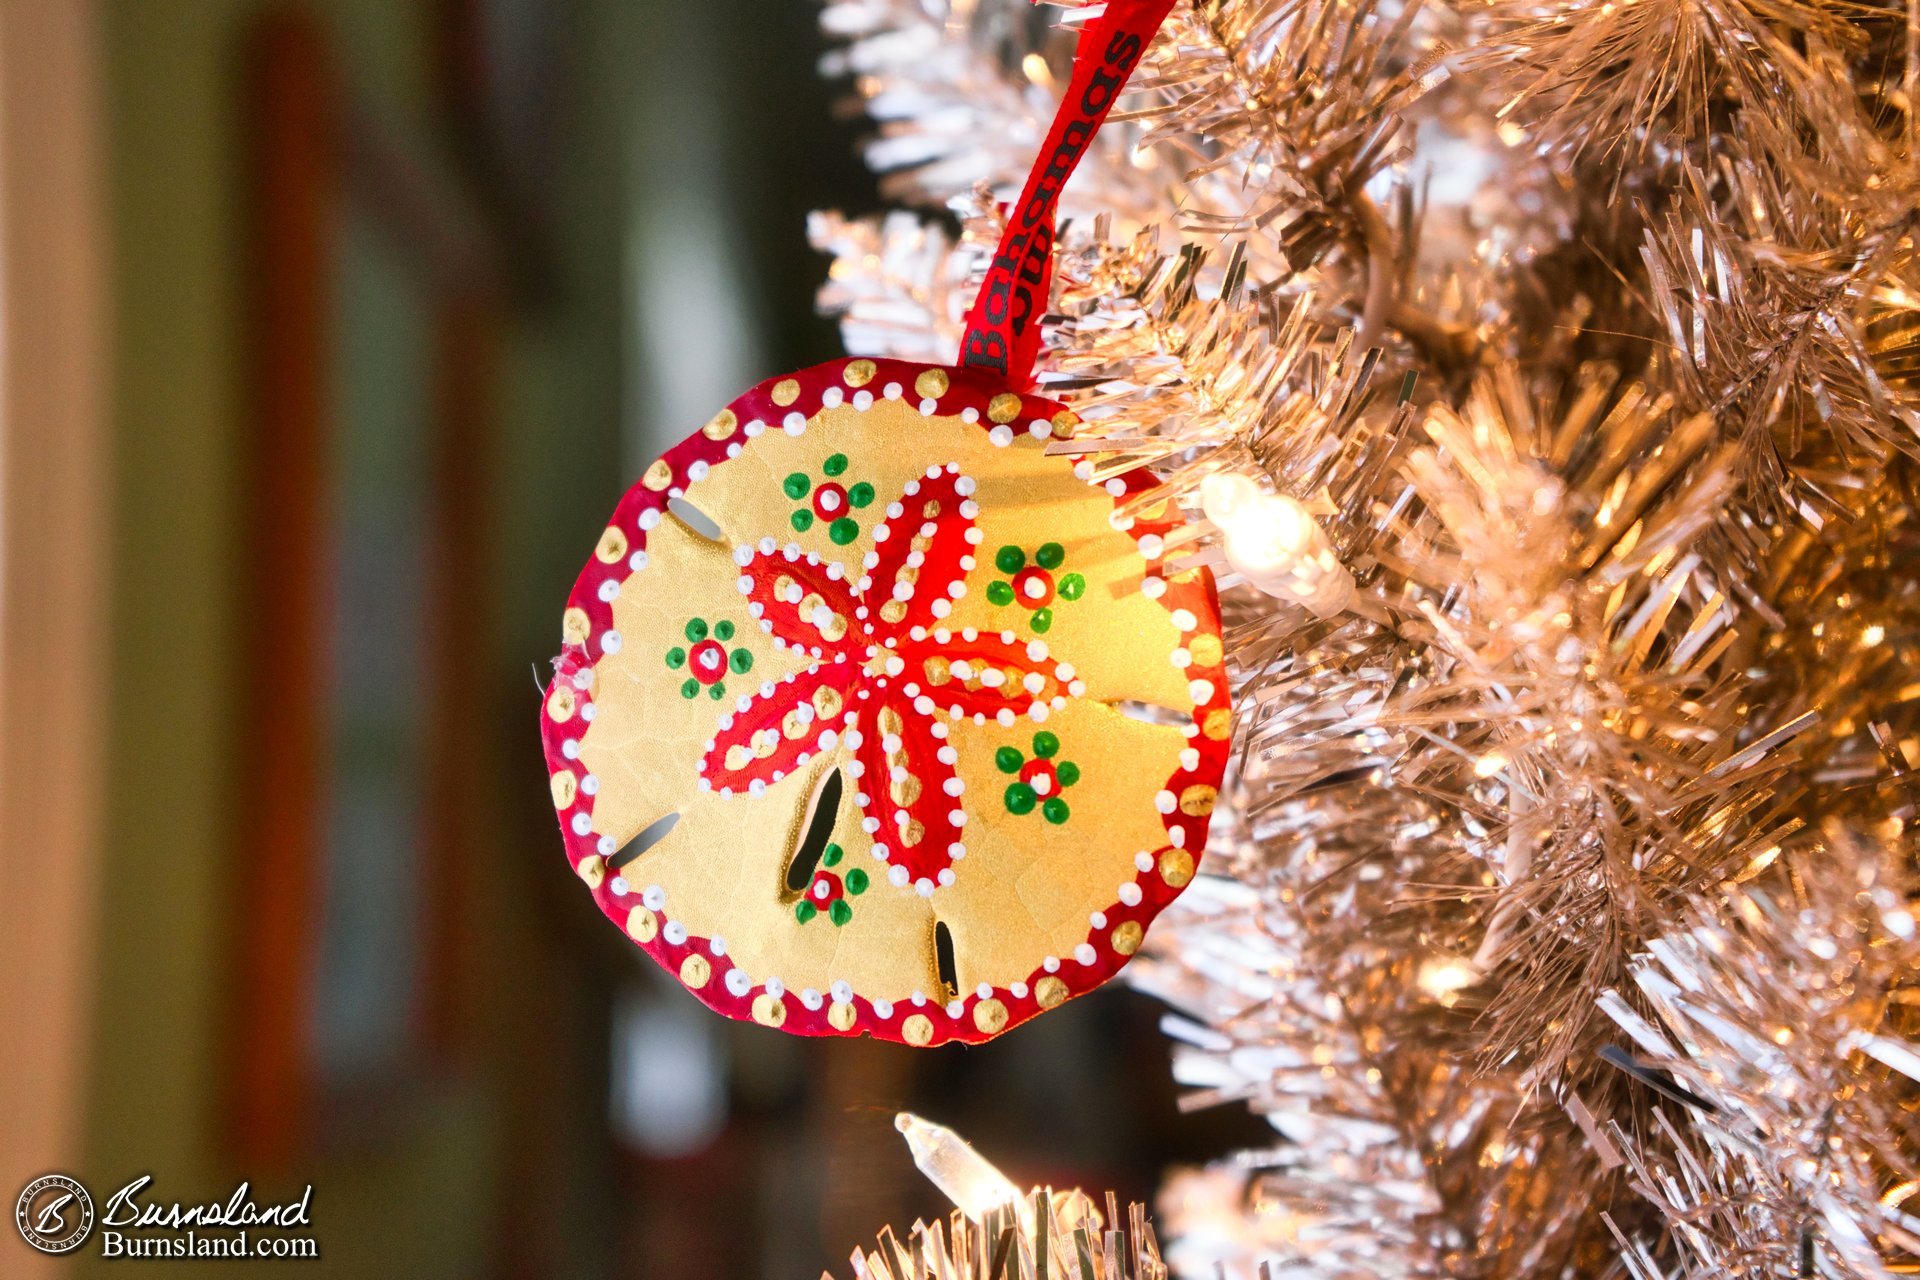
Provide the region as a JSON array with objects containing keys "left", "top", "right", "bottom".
[
  {"left": 782, "top": 452, "right": 875, "bottom": 545},
  {"left": 984, "top": 542, "right": 1085, "bottom": 633},
  {"left": 995, "top": 730, "right": 1081, "bottom": 825},
  {"left": 664, "top": 616, "right": 753, "bottom": 700},
  {"left": 794, "top": 843, "right": 869, "bottom": 926}
]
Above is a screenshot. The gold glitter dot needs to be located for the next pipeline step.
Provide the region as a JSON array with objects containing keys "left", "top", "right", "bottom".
[
  {"left": 774, "top": 574, "right": 796, "bottom": 599},
  {"left": 914, "top": 368, "right": 949, "bottom": 399},
  {"left": 902, "top": 1014, "right": 934, "bottom": 1045},
  {"left": 550, "top": 772, "right": 578, "bottom": 809},
  {"left": 900, "top": 818, "right": 926, "bottom": 848},
  {"left": 925, "top": 657, "right": 952, "bottom": 685},
  {"left": 820, "top": 613, "right": 848, "bottom": 642},
  {"left": 844, "top": 359, "right": 877, "bottom": 388},
  {"left": 1179, "top": 785, "right": 1218, "bottom": 817},
  {"left": 988, "top": 393, "right": 1022, "bottom": 423},
  {"left": 546, "top": 686, "right": 577, "bottom": 723},
  {"left": 880, "top": 599, "right": 908, "bottom": 625},
  {"left": 771, "top": 378, "right": 801, "bottom": 406},
  {"left": 725, "top": 744, "right": 753, "bottom": 772},
  {"left": 1187, "top": 634, "right": 1224, "bottom": 667},
  {"left": 972, "top": 998, "right": 1009, "bottom": 1035},
  {"left": 828, "top": 1001, "right": 858, "bottom": 1032},
  {"left": 643, "top": 459, "right": 672, "bottom": 491},
  {"left": 813, "top": 686, "right": 843, "bottom": 719},
  {"left": 1035, "top": 976, "right": 1068, "bottom": 1009},
  {"left": 910, "top": 534, "right": 933, "bottom": 554},
  {"left": 922, "top": 500, "right": 941, "bottom": 519},
  {"left": 752, "top": 728, "right": 780, "bottom": 759},
  {"left": 595, "top": 525, "right": 628, "bottom": 563},
  {"left": 1203, "top": 708, "right": 1232, "bottom": 740},
  {"left": 798, "top": 592, "right": 826, "bottom": 623},
  {"left": 1050, "top": 410, "right": 1079, "bottom": 438},
  {"left": 575, "top": 855, "right": 604, "bottom": 890},
  {"left": 891, "top": 774, "right": 923, "bottom": 807},
  {"left": 625, "top": 906, "right": 658, "bottom": 943},
  {"left": 1112, "top": 921, "right": 1144, "bottom": 955},
  {"left": 681, "top": 954, "right": 711, "bottom": 989},
  {"left": 783, "top": 709, "right": 810, "bottom": 740},
  {"left": 752, "top": 992, "right": 787, "bottom": 1027},
  {"left": 1159, "top": 847, "right": 1195, "bottom": 889},
  {"left": 878, "top": 707, "right": 904, "bottom": 737},
  {"left": 702, "top": 408, "right": 738, "bottom": 440},
  {"left": 562, "top": 607, "right": 590, "bottom": 647}
]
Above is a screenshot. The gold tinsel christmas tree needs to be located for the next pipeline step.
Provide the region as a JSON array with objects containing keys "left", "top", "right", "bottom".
[{"left": 810, "top": 0, "right": 1920, "bottom": 1274}]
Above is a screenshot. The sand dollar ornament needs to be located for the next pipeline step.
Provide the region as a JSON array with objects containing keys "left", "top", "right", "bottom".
[{"left": 538, "top": 0, "right": 1219, "bottom": 1046}]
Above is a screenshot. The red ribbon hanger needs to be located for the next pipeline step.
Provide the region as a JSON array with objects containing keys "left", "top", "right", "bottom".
[{"left": 957, "top": 0, "right": 1177, "bottom": 390}]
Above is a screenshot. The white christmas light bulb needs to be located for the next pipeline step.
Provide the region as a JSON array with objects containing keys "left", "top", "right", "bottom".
[
  {"left": 1200, "top": 472, "right": 1354, "bottom": 617},
  {"left": 895, "top": 1112, "right": 1024, "bottom": 1222}
]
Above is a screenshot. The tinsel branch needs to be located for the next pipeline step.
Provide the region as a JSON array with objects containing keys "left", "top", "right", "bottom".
[
  {"left": 830, "top": 1115, "right": 1168, "bottom": 1280},
  {"left": 1601, "top": 826, "right": 1920, "bottom": 1278},
  {"left": 829, "top": 1194, "right": 1169, "bottom": 1280},
  {"left": 812, "top": 0, "right": 1920, "bottom": 1275}
]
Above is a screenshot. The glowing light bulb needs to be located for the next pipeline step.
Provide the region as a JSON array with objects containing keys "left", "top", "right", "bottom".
[
  {"left": 895, "top": 1112, "right": 1024, "bottom": 1222},
  {"left": 1416, "top": 954, "right": 1481, "bottom": 1008},
  {"left": 1199, "top": 472, "right": 1354, "bottom": 617}
]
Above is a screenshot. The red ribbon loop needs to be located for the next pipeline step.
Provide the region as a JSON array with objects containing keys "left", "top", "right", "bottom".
[{"left": 956, "top": 0, "right": 1176, "bottom": 390}]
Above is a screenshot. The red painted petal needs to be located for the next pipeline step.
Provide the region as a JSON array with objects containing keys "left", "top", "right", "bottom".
[
  {"left": 699, "top": 661, "right": 856, "bottom": 796},
  {"left": 859, "top": 466, "right": 979, "bottom": 640},
  {"left": 853, "top": 696, "right": 965, "bottom": 891},
  {"left": 738, "top": 545, "right": 862, "bottom": 657},
  {"left": 898, "top": 629, "right": 1071, "bottom": 722}
]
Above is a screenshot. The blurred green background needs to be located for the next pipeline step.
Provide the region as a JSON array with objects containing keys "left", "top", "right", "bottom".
[{"left": 0, "top": 2, "right": 1258, "bottom": 1276}]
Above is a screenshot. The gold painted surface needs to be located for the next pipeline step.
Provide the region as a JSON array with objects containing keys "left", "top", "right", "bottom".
[
  {"left": 625, "top": 906, "right": 658, "bottom": 943},
  {"left": 579, "top": 519, "right": 943, "bottom": 998},
  {"left": 685, "top": 401, "right": 1191, "bottom": 707},
  {"left": 941, "top": 698, "right": 1182, "bottom": 990},
  {"left": 1179, "top": 784, "right": 1218, "bottom": 817},
  {"left": 629, "top": 760, "right": 943, "bottom": 998},
  {"left": 577, "top": 517, "right": 808, "bottom": 846},
  {"left": 596, "top": 525, "right": 628, "bottom": 564},
  {"left": 578, "top": 397, "right": 1200, "bottom": 1006}
]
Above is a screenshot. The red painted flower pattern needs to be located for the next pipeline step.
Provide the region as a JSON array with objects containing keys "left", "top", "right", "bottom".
[{"left": 695, "top": 463, "right": 1081, "bottom": 895}]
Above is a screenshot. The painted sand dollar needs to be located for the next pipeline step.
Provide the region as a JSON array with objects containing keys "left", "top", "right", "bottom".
[{"left": 540, "top": 357, "right": 1228, "bottom": 1045}]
